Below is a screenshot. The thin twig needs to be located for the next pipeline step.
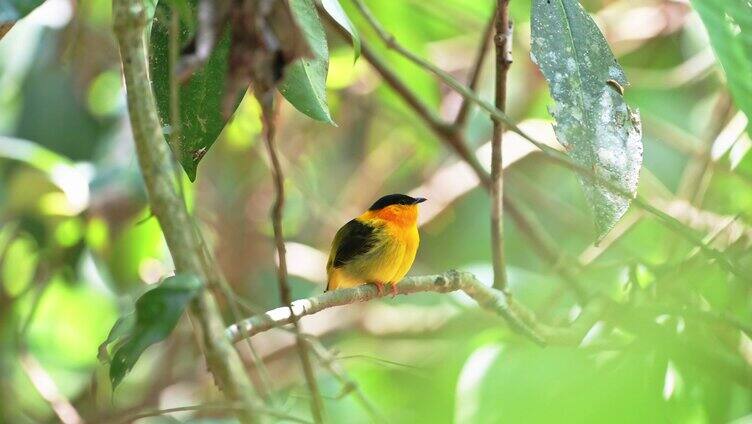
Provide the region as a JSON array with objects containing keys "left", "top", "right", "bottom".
[
  {"left": 259, "top": 95, "right": 326, "bottom": 424},
  {"left": 233, "top": 295, "right": 386, "bottom": 421},
  {"left": 349, "top": 0, "right": 747, "bottom": 281},
  {"left": 117, "top": 403, "right": 312, "bottom": 424},
  {"left": 490, "top": 0, "right": 511, "bottom": 290},
  {"left": 305, "top": 337, "right": 388, "bottom": 423},
  {"left": 112, "top": 1, "right": 259, "bottom": 421},
  {"left": 19, "top": 351, "right": 83, "bottom": 424},
  {"left": 454, "top": 12, "right": 495, "bottom": 127},
  {"left": 505, "top": 201, "right": 590, "bottom": 303},
  {"left": 195, "top": 232, "right": 277, "bottom": 404},
  {"left": 321, "top": 11, "right": 490, "bottom": 187}
]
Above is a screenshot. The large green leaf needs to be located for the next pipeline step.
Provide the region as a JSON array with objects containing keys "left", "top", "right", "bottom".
[
  {"left": 99, "top": 274, "right": 202, "bottom": 389},
  {"left": 455, "top": 345, "right": 669, "bottom": 423},
  {"left": 0, "top": 0, "right": 45, "bottom": 23},
  {"left": 278, "top": 0, "right": 334, "bottom": 124},
  {"left": 531, "top": 0, "right": 643, "bottom": 241},
  {"left": 691, "top": 0, "right": 752, "bottom": 138},
  {"left": 150, "top": 1, "right": 236, "bottom": 181},
  {"left": 321, "top": 0, "right": 360, "bottom": 62}
]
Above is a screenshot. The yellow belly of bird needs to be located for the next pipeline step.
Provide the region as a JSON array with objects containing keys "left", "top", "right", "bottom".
[{"left": 328, "top": 223, "right": 419, "bottom": 290}]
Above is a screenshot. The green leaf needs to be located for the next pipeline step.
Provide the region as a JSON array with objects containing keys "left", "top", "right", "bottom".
[
  {"left": 456, "top": 345, "right": 669, "bottom": 423},
  {"left": 690, "top": 0, "right": 752, "bottom": 138},
  {"left": 150, "top": 1, "right": 238, "bottom": 181},
  {"left": 101, "top": 274, "right": 202, "bottom": 389},
  {"left": 97, "top": 313, "right": 135, "bottom": 363},
  {"left": 321, "top": 0, "right": 360, "bottom": 62},
  {"left": 278, "top": 0, "right": 334, "bottom": 124},
  {"left": 531, "top": 0, "right": 643, "bottom": 241},
  {"left": 0, "top": 0, "right": 45, "bottom": 23}
]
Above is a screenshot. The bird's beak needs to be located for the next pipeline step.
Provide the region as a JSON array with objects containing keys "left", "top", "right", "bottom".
[{"left": 413, "top": 197, "right": 427, "bottom": 204}]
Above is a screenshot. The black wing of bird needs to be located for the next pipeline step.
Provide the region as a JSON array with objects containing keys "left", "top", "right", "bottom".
[{"left": 330, "top": 219, "right": 379, "bottom": 268}]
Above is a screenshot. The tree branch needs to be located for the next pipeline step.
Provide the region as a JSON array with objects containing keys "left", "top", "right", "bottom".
[
  {"left": 117, "top": 403, "right": 311, "bottom": 424},
  {"left": 227, "top": 270, "right": 546, "bottom": 346},
  {"left": 454, "top": 11, "right": 495, "bottom": 127},
  {"left": 348, "top": 0, "right": 748, "bottom": 282},
  {"left": 258, "top": 95, "right": 325, "bottom": 423},
  {"left": 112, "top": 1, "right": 259, "bottom": 422},
  {"left": 490, "top": 0, "right": 512, "bottom": 290}
]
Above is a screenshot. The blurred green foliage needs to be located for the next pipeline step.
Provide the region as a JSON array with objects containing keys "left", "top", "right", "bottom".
[{"left": 1, "top": 0, "right": 751, "bottom": 423}]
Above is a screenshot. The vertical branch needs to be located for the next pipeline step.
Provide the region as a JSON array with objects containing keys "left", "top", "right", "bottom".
[
  {"left": 258, "top": 96, "right": 325, "bottom": 424},
  {"left": 112, "top": 1, "right": 259, "bottom": 422},
  {"left": 490, "top": 1, "right": 512, "bottom": 290}
]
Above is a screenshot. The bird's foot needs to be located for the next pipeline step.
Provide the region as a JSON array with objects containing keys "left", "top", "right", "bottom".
[
  {"left": 390, "top": 283, "right": 398, "bottom": 298},
  {"left": 370, "top": 282, "right": 386, "bottom": 296}
]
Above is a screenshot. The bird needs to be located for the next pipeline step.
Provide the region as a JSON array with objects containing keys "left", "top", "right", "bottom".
[{"left": 325, "top": 194, "right": 426, "bottom": 296}]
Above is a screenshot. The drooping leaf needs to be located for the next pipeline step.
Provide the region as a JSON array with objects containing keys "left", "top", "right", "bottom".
[
  {"left": 0, "top": 0, "right": 45, "bottom": 23},
  {"left": 100, "top": 274, "right": 202, "bottom": 389},
  {"left": 321, "top": 0, "right": 360, "bottom": 62},
  {"left": 278, "top": 0, "right": 334, "bottom": 124},
  {"left": 150, "top": 0, "right": 239, "bottom": 182},
  {"left": 531, "top": 0, "right": 642, "bottom": 241},
  {"left": 97, "top": 312, "right": 135, "bottom": 363},
  {"left": 691, "top": 0, "right": 752, "bottom": 138}
]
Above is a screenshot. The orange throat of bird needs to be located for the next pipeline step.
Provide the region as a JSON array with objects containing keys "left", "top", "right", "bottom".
[{"left": 360, "top": 204, "right": 418, "bottom": 228}]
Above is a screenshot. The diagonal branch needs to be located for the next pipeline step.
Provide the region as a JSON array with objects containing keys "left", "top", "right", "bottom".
[
  {"left": 227, "top": 270, "right": 546, "bottom": 345},
  {"left": 454, "top": 11, "right": 495, "bottom": 127}
]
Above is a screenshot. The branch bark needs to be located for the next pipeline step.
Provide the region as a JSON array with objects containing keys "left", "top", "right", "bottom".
[
  {"left": 227, "top": 270, "right": 546, "bottom": 345},
  {"left": 112, "top": 2, "right": 259, "bottom": 422},
  {"left": 490, "top": 0, "right": 512, "bottom": 290}
]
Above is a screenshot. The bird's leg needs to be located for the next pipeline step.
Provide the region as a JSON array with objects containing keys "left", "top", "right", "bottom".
[
  {"left": 370, "top": 281, "right": 385, "bottom": 296},
  {"left": 390, "top": 283, "right": 398, "bottom": 298}
]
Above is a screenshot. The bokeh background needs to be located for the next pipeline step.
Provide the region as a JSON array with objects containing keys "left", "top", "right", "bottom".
[{"left": 1, "top": 0, "right": 751, "bottom": 422}]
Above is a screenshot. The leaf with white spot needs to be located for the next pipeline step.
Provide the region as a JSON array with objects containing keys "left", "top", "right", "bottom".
[{"left": 531, "top": 0, "right": 642, "bottom": 241}]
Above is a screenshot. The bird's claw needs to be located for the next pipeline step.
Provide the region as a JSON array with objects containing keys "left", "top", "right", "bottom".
[{"left": 371, "top": 282, "right": 385, "bottom": 296}]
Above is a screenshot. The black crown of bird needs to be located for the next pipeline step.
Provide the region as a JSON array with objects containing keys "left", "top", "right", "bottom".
[{"left": 326, "top": 194, "right": 426, "bottom": 296}]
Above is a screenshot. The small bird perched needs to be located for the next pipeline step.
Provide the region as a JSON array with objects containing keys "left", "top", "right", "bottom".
[{"left": 326, "top": 194, "right": 426, "bottom": 295}]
